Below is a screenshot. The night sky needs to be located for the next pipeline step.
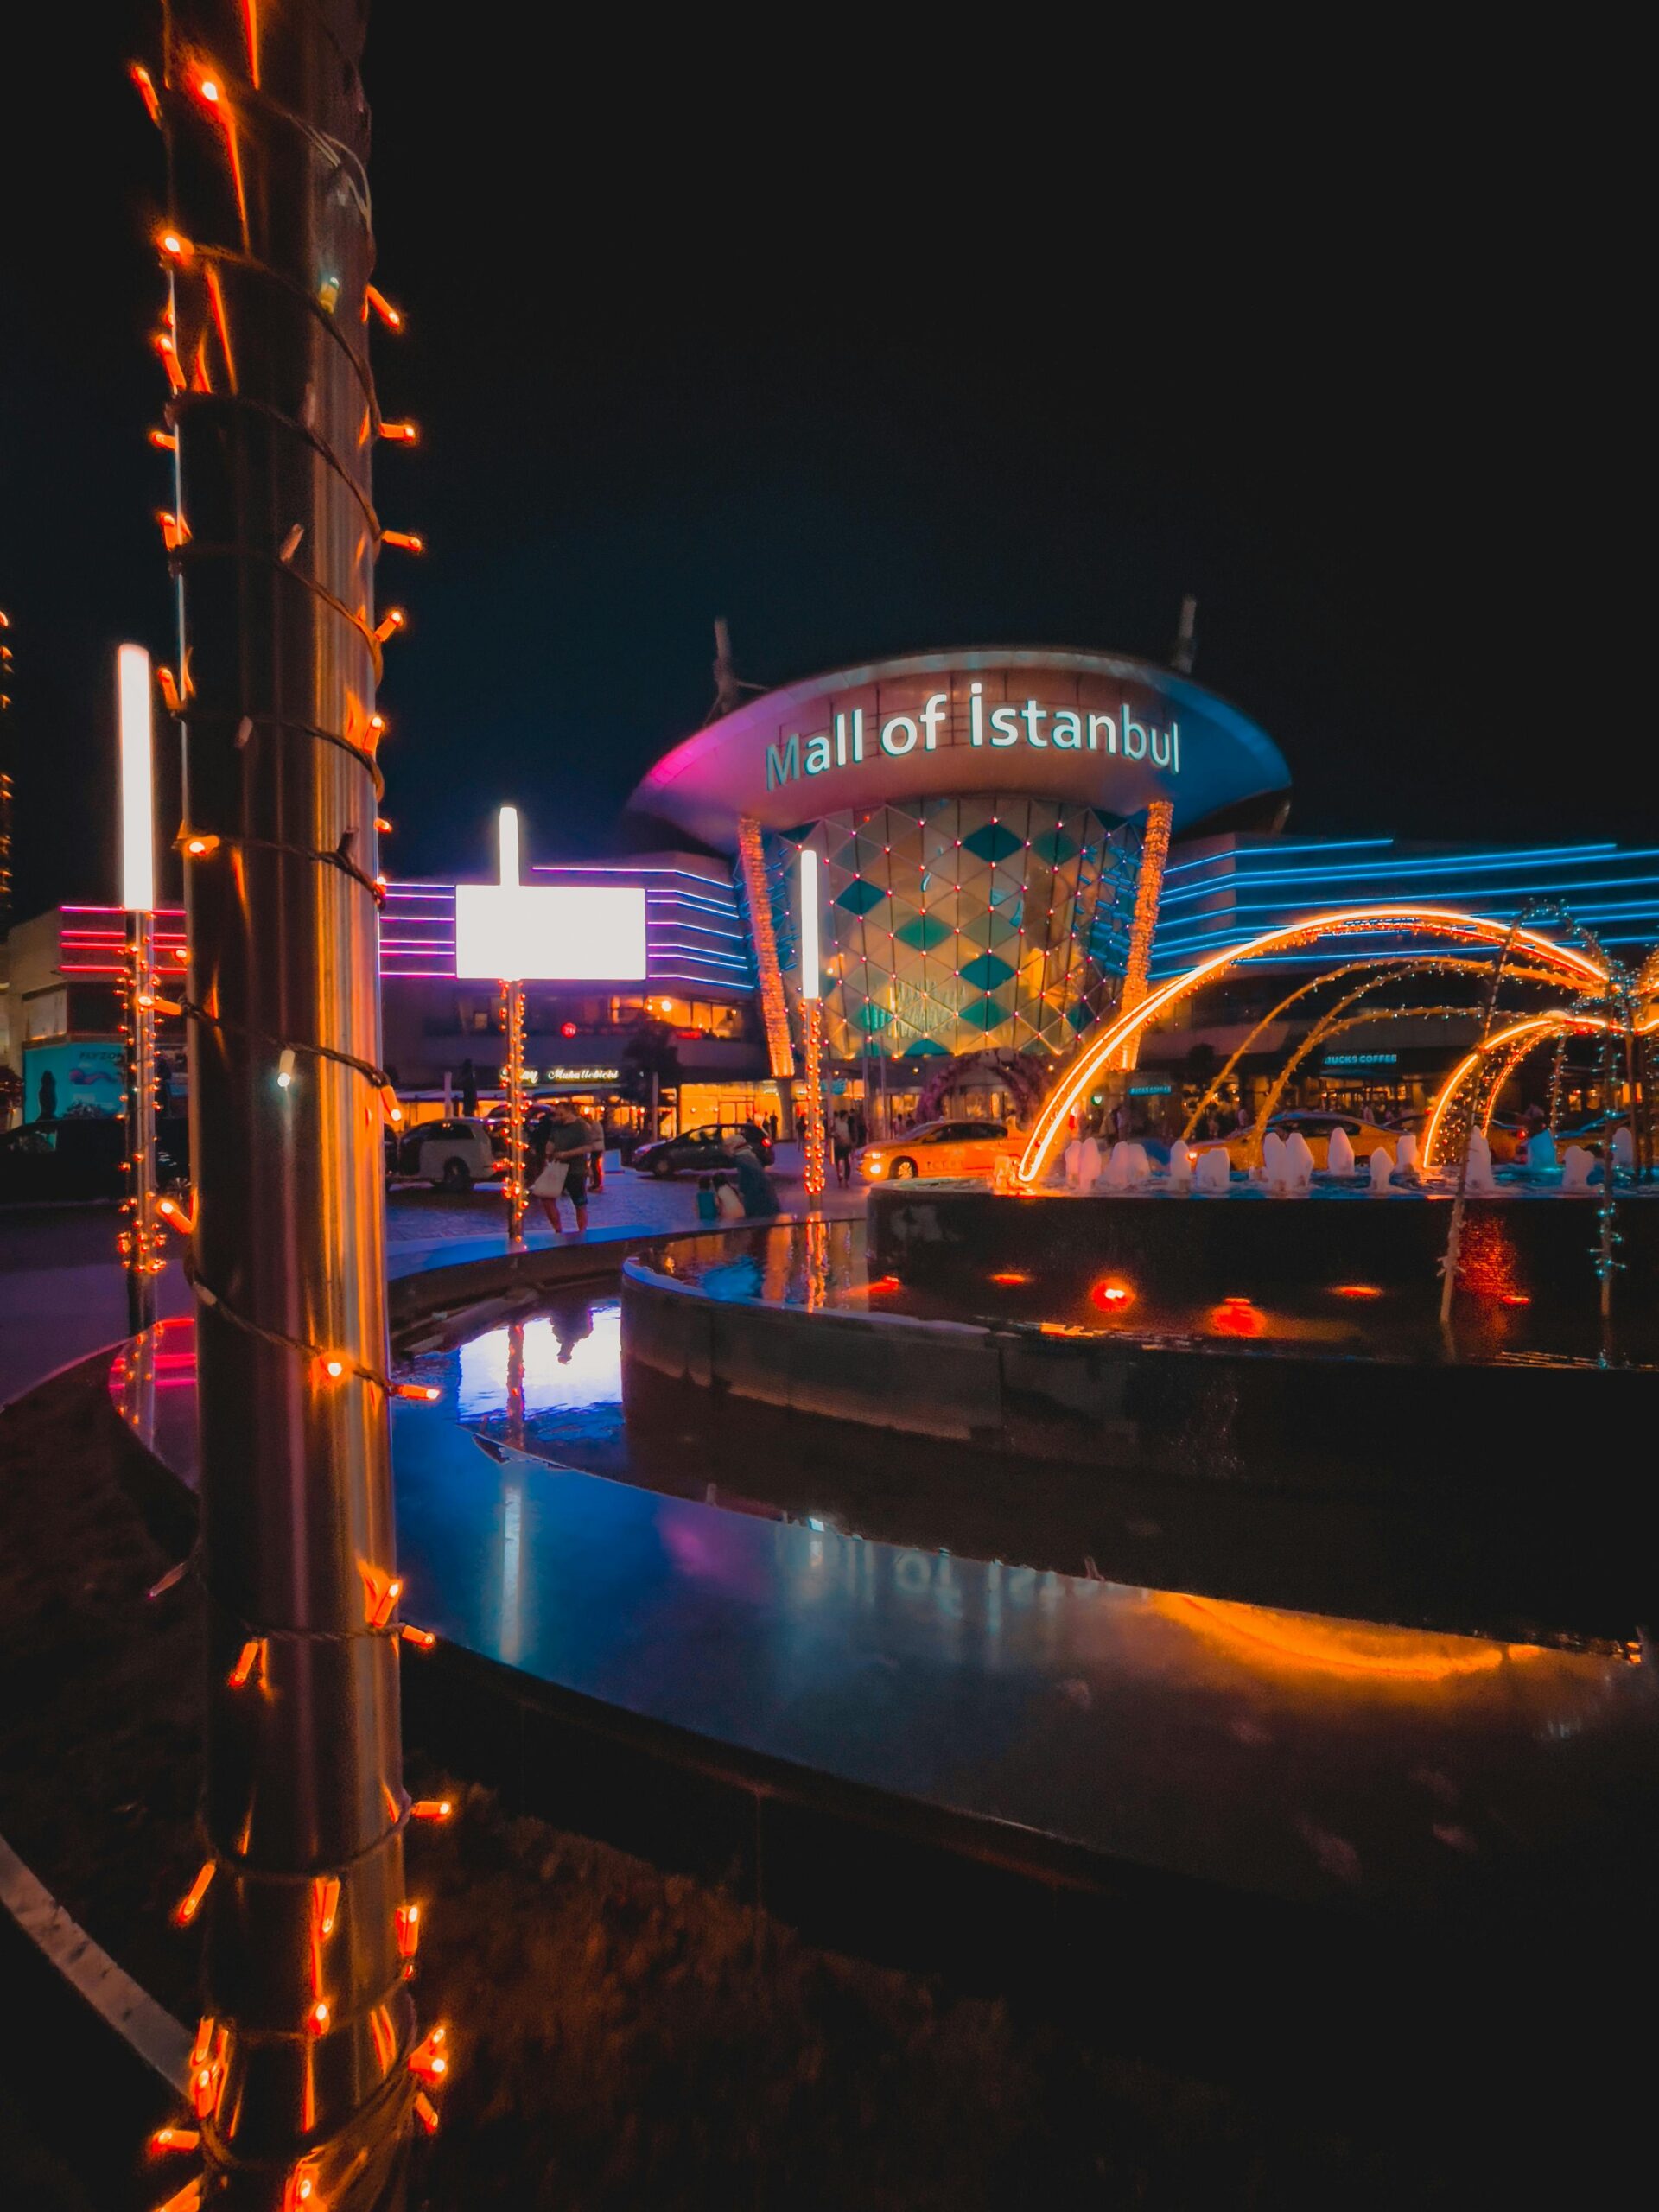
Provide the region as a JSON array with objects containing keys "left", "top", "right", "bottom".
[{"left": 0, "top": 17, "right": 1642, "bottom": 922}]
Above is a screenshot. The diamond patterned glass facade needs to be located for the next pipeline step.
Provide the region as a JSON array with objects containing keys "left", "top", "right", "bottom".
[{"left": 759, "top": 798, "right": 1141, "bottom": 1062}]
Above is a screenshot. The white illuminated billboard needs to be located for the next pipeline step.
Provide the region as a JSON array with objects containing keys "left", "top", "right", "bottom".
[{"left": 454, "top": 884, "right": 647, "bottom": 982}]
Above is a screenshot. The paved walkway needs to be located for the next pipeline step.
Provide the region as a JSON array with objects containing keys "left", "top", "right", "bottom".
[{"left": 0, "top": 1147, "right": 863, "bottom": 1407}]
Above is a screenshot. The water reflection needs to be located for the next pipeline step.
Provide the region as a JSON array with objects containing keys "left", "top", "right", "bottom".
[
  {"left": 110, "top": 1309, "right": 1659, "bottom": 1910},
  {"left": 455, "top": 1300, "right": 620, "bottom": 1421}
]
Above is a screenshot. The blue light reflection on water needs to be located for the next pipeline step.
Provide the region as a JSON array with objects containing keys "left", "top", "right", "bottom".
[{"left": 387, "top": 1390, "right": 1656, "bottom": 1908}]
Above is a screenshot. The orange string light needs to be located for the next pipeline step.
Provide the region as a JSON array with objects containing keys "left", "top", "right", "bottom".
[
  {"left": 226, "top": 1637, "right": 264, "bottom": 1688},
  {"left": 149, "top": 2126, "right": 201, "bottom": 2155},
  {"left": 204, "top": 264, "right": 238, "bottom": 392},
  {"left": 394, "top": 1901, "right": 421, "bottom": 1961},
  {"left": 409, "top": 1798, "right": 453, "bottom": 1823},
  {"left": 399, "top": 1622, "right": 437, "bottom": 1646},
  {"left": 357, "top": 1560, "right": 401, "bottom": 1626},
  {"left": 129, "top": 60, "right": 162, "bottom": 126},
  {"left": 372, "top": 607, "right": 406, "bottom": 645},
  {"left": 407, "top": 2024, "right": 448, "bottom": 2082},
  {"left": 393, "top": 1382, "right": 441, "bottom": 1404},
  {"left": 365, "top": 285, "right": 404, "bottom": 331},
  {"left": 154, "top": 333, "right": 187, "bottom": 391},
  {"left": 412, "top": 2092, "right": 440, "bottom": 2135},
  {"left": 379, "top": 529, "right": 423, "bottom": 552},
  {"left": 173, "top": 1860, "right": 216, "bottom": 1927},
  {"left": 378, "top": 420, "right": 418, "bottom": 443}
]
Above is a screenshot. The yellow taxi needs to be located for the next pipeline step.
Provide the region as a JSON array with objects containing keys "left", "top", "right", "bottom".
[
  {"left": 1194, "top": 1109, "right": 1402, "bottom": 1172},
  {"left": 857, "top": 1117, "right": 1023, "bottom": 1183}
]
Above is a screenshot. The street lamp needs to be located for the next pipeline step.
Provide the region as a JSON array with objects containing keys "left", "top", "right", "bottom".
[{"left": 117, "top": 642, "right": 158, "bottom": 1331}]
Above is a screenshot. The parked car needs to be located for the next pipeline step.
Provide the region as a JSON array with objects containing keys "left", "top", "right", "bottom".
[
  {"left": 0, "top": 1115, "right": 189, "bottom": 1203},
  {"left": 856, "top": 1119, "right": 1020, "bottom": 1183},
  {"left": 391, "top": 1117, "right": 498, "bottom": 1191},
  {"left": 1193, "top": 1109, "right": 1399, "bottom": 1173},
  {"left": 630, "top": 1122, "right": 774, "bottom": 1178},
  {"left": 1554, "top": 1110, "right": 1629, "bottom": 1153}
]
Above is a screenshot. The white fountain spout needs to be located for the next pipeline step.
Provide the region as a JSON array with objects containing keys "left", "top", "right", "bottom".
[
  {"left": 1123, "top": 1141, "right": 1153, "bottom": 1185},
  {"left": 1104, "top": 1141, "right": 1132, "bottom": 1189},
  {"left": 1197, "top": 1146, "right": 1231, "bottom": 1192},
  {"left": 1562, "top": 1144, "right": 1594, "bottom": 1192},
  {"left": 1064, "top": 1138, "right": 1084, "bottom": 1190},
  {"left": 1612, "top": 1125, "right": 1635, "bottom": 1173},
  {"left": 1284, "top": 1132, "right": 1316, "bottom": 1190},
  {"left": 1465, "top": 1131, "right": 1497, "bottom": 1193},
  {"left": 1327, "top": 1126, "right": 1356, "bottom": 1177},
  {"left": 1395, "top": 1130, "right": 1419, "bottom": 1176},
  {"left": 1524, "top": 1129, "right": 1559, "bottom": 1173},
  {"left": 1262, "top": 1130, "right": 1288, "bottom": 1191},
  {"left": 1079, "top": 1136, "right": 1102, "bottom": 1190},
  {"left": 1369, "top": 1145, "right": 1395, "bottom": 1192},
  {"left": 1169, "top": 1141, "right": 1194, "bottom": 1190}
]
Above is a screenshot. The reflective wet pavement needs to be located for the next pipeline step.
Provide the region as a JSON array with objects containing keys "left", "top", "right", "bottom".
[{"left": 111, "top": 1294, "right": 1659, "bottom": 1918}]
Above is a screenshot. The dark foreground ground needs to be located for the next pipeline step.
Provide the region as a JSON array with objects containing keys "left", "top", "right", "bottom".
[{"left": 0, "top": 1358, "right": 1644, "bottom": 2209}]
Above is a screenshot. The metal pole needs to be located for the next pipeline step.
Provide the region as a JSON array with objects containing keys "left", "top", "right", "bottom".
[
  {"left": 160, "top": 3, "right": 416, "bottom": 2202},
  {"left": 505, "top": 979, "right": 526, "bottom": 1241},
  {"left": 124, "top": 910, "right": 159, "bottom": 1334}
]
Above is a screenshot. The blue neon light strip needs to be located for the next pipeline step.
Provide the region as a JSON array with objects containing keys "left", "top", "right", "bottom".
[{"left": 1159, "top": 848, "right": 1647, "bottom": 907}]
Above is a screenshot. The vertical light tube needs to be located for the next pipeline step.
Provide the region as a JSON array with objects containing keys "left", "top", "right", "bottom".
[
  {"left": 498, "top": 803, "right": 520, "bottom": 888},
  {"left": 118, "top": 644, "right": 157, "bottom": 1333},
  {"left": 118, "top": 644, "right": 156, "bottom": 914},
  {"left": 800, "top": 844, "right": 821, "bottom": 1000}
]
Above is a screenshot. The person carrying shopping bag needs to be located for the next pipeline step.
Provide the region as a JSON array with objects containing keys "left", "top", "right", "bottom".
[{"left": 533, "top": 1102, "right": 592, "bottom": 1233}]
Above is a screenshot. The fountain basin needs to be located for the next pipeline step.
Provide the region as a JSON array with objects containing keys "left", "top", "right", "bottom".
[{"left": 620, "top": 1193, "right": 1659, "bottom": 1508}]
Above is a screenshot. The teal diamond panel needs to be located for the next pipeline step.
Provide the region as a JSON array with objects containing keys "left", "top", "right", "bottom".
[
  {"left": 963, "top": 821, "right": 1023, "bottom": 864},
  {"left": 835, "top": 877, "right": 887, "bottom": 917},
  {"left": 958, "top": 950, "right": 1015, "bottom": 991}
]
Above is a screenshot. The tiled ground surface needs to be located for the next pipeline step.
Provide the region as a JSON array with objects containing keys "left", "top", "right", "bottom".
[{"left": 0, "top": 1147, "right": 865, "bottom": 1404}]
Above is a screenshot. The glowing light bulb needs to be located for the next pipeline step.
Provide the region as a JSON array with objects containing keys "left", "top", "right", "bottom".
[
  {"left": 373, "top": 607, "right": 406, "bottom": 644},
  {"left": 277, "top": 1046, "right": 296, "bottom": 1090},
  {"left": 173, "top": 1859, "right": 217, "bottom": 1926},
  {"left": 198, "top": 75, "right": 221, "bottom": 103},
  {"left": 410, "top": 1798, "right": 453, "bottom": 1822},
  {"left": 306, "top": 1999, "right": 329, "bottom": 2036},
  {"left": 400, "top": 1621, "right": 438, "bottom": 1644},
  {"left": 323, "top": 1357, "right": 345, "bottom": 1380}
]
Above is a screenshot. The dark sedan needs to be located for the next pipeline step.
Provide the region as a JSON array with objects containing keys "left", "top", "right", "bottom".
[
  {"left": 630, "top": 1122, "right": 774, "bottom": 1177},
  {"left": 0, "top": 1116, "right": 190, "bottom": 1203}
]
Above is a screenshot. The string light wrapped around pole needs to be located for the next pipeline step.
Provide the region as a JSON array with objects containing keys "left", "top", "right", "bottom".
[
  {"left": 150, "top": 3, "right": 424, "bottom": 2202},
  {"left": 799, "top": 846, "right": 826, "bottom": 1199}
]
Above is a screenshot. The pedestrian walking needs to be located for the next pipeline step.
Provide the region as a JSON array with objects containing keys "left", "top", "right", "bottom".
[
  {"left": 831, "top": 1109, "right": 854, "bottom": 1187},
  {"left": 531, "top": 1101, "right": 591, "bottom": 1233}
]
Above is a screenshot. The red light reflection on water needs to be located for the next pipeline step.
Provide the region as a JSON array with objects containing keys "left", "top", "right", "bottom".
[{"left": 1209, "top": 1295, "right": 1264, "bottom": 1338}]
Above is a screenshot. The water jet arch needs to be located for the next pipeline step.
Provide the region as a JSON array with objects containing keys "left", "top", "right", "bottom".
[{"left": 1018, "top": 906, "right": 1610, "bottom": 1186}]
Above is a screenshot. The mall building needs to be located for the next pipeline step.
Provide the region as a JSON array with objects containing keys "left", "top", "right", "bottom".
[{"left": 5, "top": 643, "right": 1658, "bottom": 1133}]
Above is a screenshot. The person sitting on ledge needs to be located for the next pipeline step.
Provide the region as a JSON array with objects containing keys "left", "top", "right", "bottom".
[{"left": 723, "top": 1133, "right": 779, "bottom": 1219}]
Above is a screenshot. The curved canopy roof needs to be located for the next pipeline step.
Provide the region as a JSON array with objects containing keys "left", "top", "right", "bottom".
[{"left": 630, "top": 647, "right": 1290, "bottom": 853}]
